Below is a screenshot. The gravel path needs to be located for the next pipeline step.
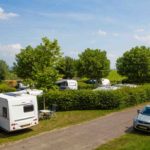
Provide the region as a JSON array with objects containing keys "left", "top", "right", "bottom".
[{"left": 0, "top": 105, "right": 144, "bottom": 150}]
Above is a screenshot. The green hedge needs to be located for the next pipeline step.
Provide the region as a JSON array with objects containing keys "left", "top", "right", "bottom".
[
  {"left": 38, "top": 85, "right": 150, "bottom": 111},
  {"left": 78, "top": 81, "right": 95, "bottom": 90},
  {"left": 0, "top": 83, "right": 16, "bottom": 93}
]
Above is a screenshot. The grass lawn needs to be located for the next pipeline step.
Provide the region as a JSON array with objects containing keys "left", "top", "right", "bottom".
[
  {"left": 0, "top": 109, "right": 115, "bottom": 145},
  {"left": 107, "top": 70, "right": 126, "bottom": 83},
  {"left": 96, "top": 130, "right": 150, "bottom": 150}
]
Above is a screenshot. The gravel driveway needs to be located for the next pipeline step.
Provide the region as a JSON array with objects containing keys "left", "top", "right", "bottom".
[{"left": 0, "top": 105, "right": 144, "bottom": 150}]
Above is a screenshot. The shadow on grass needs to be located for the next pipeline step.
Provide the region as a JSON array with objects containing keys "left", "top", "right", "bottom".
[
  {"left": 125, "top": 125, "right": 150, "bottom": 136},
  {"left": 0, "top": 128, "right": 33, "bottom": 138}
]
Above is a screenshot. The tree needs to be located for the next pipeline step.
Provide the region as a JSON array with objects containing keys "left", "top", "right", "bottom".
[
  {"left": 0, "top": 60, "right": 9, "bottom": 81},
  {"left": 14, "top": 37, "right": 62, "bottom": 89},
  {"left": 57, "top": 56, "right": 76, "bottom": 79},
  {"left": 77, "top": 48, "right": 110, "bottom": 82},
  {"left": 116, "top": 46, "right": 150, "bottom": 83},
  {"left": 14, "top": 45, "right": 35, "bottom": 79}
]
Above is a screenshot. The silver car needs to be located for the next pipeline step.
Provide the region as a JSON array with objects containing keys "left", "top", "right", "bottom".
[{"left": 133, "top": 105, "right": 150, "bottom": 132}]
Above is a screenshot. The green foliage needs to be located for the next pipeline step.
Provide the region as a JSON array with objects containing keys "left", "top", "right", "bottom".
[
  {"left": 116, "top": 46, "right": 150, "bottom": 83},
  {"left": 6, "top": 72, "right": 18, "bottom": 80},
  {"left": 13, "top": 45, "right": 34, "bottom": 79},
  {"left": 14, "top": 37, "right": 62, "bottom": 89},
  {"left": 57, "top": 56, "right": 76, "bottom": 79},
  {"left": 77, "top": 48, "right": 110, "bottom": 82},
  {"left": 0, "top": 60, "right": 9, "bottom": 81},
  {"left": 0, "top": 83, "right": 16, "bottom": 93},
  {"left": 78, "top": 81, "right": 95, "bottom": 90},
  {"left": 107, "top": 70, "right": 127, "bottom": 84},
  {"left": 38, "top": 85, "right": 150, "bottom": 111},
  {"left": 35, "top": 67, "right": 59, "bottom": 89}
]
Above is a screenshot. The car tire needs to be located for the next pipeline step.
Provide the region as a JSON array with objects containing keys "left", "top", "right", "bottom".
[{"left": 132, "top": 126, "right": 137, "bottom": 131}]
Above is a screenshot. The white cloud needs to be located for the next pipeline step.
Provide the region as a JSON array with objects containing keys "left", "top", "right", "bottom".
[
  {"left": 0, "top": 44, "right": 22, "bottom": 54},
  {"left": 134, "top": 34, "right": 150, "bottom": 44},
  {"left": 135, "top": 28, "right": 145, "bottom": 33},
  {"left": 0, "top": 7, "right": 19, "bottom": 20},
  {"left": 0, "top": 43, "right": 22, "bottom": 66},
  {"left": 97, "top": 29, "right": 107, "bottom": 36}
]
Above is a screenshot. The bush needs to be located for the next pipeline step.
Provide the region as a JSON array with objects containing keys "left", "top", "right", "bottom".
[
  {"left": 38, "top": 85, "right": 150, "bottom": 111},
  {"left": 0, "top": 83, "right": 16, "bottom": 93},
  {"left": 78, "top": 81, "right": 95, "bottom": 90}
]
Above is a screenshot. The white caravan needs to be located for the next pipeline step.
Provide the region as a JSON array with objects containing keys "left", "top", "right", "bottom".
[
  {"left": 16, "top": 89, "right": 43, "bottom": 96},
  {"left": 101, "top": 78, "right": 110, "bottom": 86},
  {"left": 56, "top": 79, "right": 78, "bottom": 90},
  {"left": 0, "top": 92, "right": 38, "bottom": 132}
]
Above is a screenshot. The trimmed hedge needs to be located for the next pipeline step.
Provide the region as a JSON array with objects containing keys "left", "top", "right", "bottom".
[
  {"left": 0, "top": 83, "right": 16, "bottom": 93},
  {"left": 78, "top": 81, "right": 95, "bottom": 90},
  {"left": 38, "top": 85, "right": 150, "bottom": 111}
]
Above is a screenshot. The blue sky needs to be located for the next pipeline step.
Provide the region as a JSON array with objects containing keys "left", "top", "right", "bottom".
[{"left": 1, "top": 0, "right": 150, "bottom": 68}]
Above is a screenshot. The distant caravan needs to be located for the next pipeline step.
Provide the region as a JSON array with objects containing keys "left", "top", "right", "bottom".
[
  {"left": 0, "top": 92, "right": 38, "bottom": 132},
  {"left": 56, "top": 79, "right": 78, "bottom": 90}
]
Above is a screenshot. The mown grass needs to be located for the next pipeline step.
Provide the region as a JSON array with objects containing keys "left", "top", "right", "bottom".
[
  {"left": 96, "top": 130, "right": 150, "bottom": 150},
  {"left": 107, "top": 70, "right": 126, "bottom": 84},
  {"left": 0, "top": 109, "right": 115, "bottom": 145}
]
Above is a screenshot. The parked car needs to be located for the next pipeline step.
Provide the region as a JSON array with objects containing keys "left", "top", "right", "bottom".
[
  {"left": 133, "top": 105, "right": 150, "bottom": 132},
  {"left": 85, "top": 79, "right": 97, "bottom": 84}
]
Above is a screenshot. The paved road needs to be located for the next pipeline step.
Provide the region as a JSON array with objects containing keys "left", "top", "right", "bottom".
[{"left": 0, "top": 105, "right": 144, "bottom": 150}]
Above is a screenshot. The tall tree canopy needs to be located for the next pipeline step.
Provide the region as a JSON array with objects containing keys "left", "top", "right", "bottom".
[
  {"left": 0, "top": 60, "right": 9, "bottom": 81},
  {"left": 116, "top": 46, "right": 150, "bottom": 83},
  {"left": 77, "top": 48, "right": 110, "bottom": 82},
  {"left": 57, "top": 56, "right": 76, "bottom": 79},
  {"left": 14, "top": 37, "right": 62, "bottom": 88}
]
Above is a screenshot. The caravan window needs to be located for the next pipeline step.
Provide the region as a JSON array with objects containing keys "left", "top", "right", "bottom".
[
  {"left": 2, "top": 107, "right": 7, "bottom": 118},
  {"left": 61, "top": 81, "right": 68, "bottom": 86},
  {"left": 24, "top": 105, "right": 34, "bottom": 112}
]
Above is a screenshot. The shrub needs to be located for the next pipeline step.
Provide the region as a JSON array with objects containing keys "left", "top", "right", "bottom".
[
  {"left": 38, "top": 85, "right": 150, "bottom": 111},
  {"left": 96, "top": 91, "right": 120, "bottom": 109},
  {"left": 78, "top": 81, "right": 95, "bottom": 90},
  {"left": 0, "top": 83, "right": 16, "bottom": 93}
]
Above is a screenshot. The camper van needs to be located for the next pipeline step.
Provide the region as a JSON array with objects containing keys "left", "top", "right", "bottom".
[
  {"left": 0, "top": 92, "right": 38, "bottom": 132},
  {"left": 56, "top": 79, "right": 78, "bottom": 90}
]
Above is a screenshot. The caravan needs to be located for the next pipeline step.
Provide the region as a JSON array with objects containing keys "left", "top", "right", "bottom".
[
  {"left": 56, "top": 79, "right": 78, "bottom": 90},
  {"left": 0, "top": 92, "right": 38, "bottom": 132}
]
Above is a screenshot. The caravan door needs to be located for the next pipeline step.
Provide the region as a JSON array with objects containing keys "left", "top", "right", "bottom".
[{"left": 0, "top": 98, "right": 10, "bottom": 131}]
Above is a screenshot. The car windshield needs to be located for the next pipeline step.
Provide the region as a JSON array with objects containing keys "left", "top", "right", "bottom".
[{"left": 141, "top": 107, "right": 150, "bottom": 116}]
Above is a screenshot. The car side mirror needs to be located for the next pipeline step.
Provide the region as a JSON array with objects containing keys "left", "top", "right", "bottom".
[{"left": 137, "top": 109, "right": 141, "bottom": 114}]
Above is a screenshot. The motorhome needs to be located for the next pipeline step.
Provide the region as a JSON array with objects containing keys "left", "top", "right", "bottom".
[
  {"left": 0, "top": 92, "right": 38, "bottom": 132},
  {"left": 56, "top": 79, "right": 78, "bottom": 90}
]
